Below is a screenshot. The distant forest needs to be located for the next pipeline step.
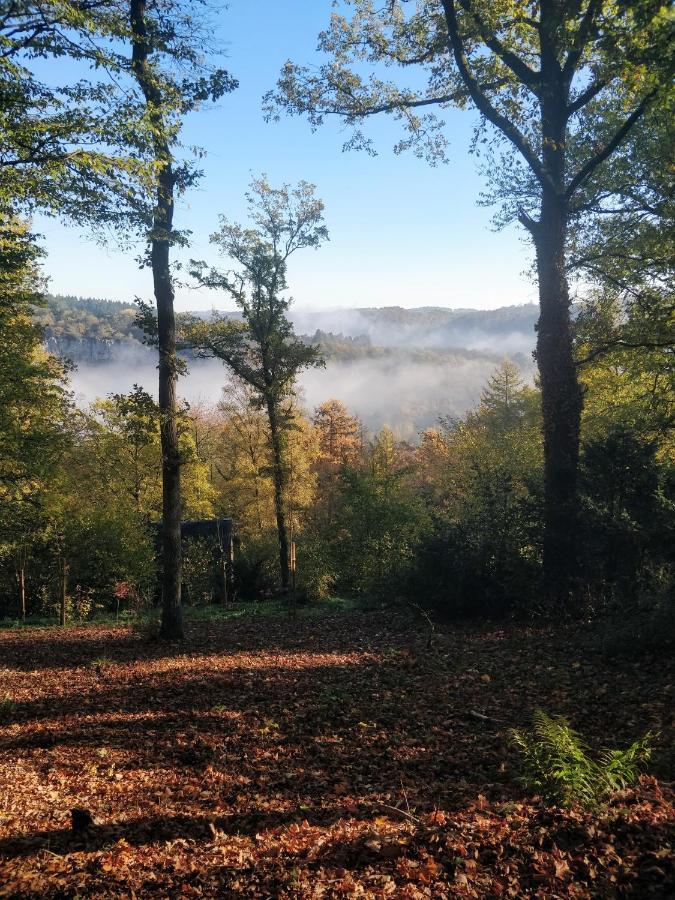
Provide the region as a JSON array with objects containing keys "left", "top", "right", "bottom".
[
  {"left": 35, "top": 294, "right": 145, "bottom": 346},
  {"left": 35, "top": 294, "right": 537, "bottom": 368}
]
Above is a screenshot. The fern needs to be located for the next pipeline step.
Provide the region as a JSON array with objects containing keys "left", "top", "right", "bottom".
[
  {"left": 511, "top": 710, "right": 653, "bottom": 809},
  {"left": 0, "top": 695, "right": 17, "bottom": 722}
]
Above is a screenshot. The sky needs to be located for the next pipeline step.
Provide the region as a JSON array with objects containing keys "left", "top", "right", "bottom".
[{"left": 35, "top": 0, "right": 538, "bottom": 313}]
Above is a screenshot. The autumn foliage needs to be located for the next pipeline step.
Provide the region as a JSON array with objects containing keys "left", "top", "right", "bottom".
[{"left": 0, "top": 609, "right": 672, "bottom": 897}]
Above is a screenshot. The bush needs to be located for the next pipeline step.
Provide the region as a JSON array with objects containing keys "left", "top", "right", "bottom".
[
  {"left": 511, "top": 710, "right": 654, "bottom": 808},
  {"left": 0, "top": 695, "right": 17, "bottom": 722},
  {"left": 578, "top": 428, "right": 675, "bottom": 606},
  {"left": 232, "top": 532, "right": 279, "bottom": 600},
  {"left": 327, "top": 469, "right": 430, "bottom": 602},
  {"left": 410, "top": 519, "right": 540, "bottom": 619},
  {"left": 182, "top": 537, "right": 218, "bottom": 606},
  {"left": 296, "top": 535, "right": 336, "bottom": 602},
  {"left": 600, "top": 597, "right": 675, "bottom": 659}
]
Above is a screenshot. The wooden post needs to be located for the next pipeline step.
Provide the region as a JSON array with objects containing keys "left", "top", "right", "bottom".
[
  {"left": 289, "top": 541, "right": 297, "bottom": 618},
  {"left": 227, "top": 534, "right": 234, "bottom": 601},
  {"left": 18, "top": 567, "right": 26, "bottom": 622},
  {"left": 214, "top": 520, "right": 229, "bottom": 605},
  {"left": 59, "top": 557, "right": 68, "bottom": 627}
]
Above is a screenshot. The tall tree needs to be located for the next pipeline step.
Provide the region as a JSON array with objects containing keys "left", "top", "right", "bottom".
[
  {"left": 481, "top": 360, "right": 537, "bottom": 433},
  {"left": 266, "top": 0, "right": 673, "bottom": 599},
  {"left": 0, "top": 214, "right": 71, "bottom": 620},
  {"left": 2, "top": 0, "right": 236, "bottom": 636},
  {"left": 0, "top": 1, "right": 152, "bottom": 222},
  {"left": 185, "top": 177, "right": 328, "bottom": 590},
  {"left": 313, "top": 399, "right": 363, "bottom": 524},
  {"left": 129, "top": 0, "right": 237, "bottom": 638}
]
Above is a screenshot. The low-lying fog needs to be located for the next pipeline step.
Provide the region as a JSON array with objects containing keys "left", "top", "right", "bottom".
[{"left": 69, "top": 345, "right": 535, "bottom": 440}]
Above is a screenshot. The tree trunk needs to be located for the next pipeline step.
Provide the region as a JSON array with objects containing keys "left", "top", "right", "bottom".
[
  {"left": 154, "top": 177, "right": 184, "bottom": 640},
  {"left": 266, "top": 400, "right": 290, "bottom": 591},
  {"left": 130, "top": 0, "right": 183, "bottom": 640},
  {"left": 18, "top": 565, "right": 25, "bottom": 621},
  {"left": 59, "top": 557, "right": 68, "bottom": 627},
  {"left": 535, "top": 189, "right": 583, "bottom": 599}
]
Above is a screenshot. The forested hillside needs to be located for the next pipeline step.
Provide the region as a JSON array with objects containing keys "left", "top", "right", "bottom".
[
  {"left": 37, "top": 295, "right": 535, "bottom": 435},
  {"left": 36, "top": 294, "right": 537, "bottom": 360}
]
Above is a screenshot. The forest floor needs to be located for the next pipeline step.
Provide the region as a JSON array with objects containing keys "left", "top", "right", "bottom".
[{"left": 0, "top": 607, "right": 673, "bottom": 898}]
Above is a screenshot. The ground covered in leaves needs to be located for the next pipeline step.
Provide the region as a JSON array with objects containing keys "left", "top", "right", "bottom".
[{"left": 0, "top": 608, "right": 673, "bottom": 898}]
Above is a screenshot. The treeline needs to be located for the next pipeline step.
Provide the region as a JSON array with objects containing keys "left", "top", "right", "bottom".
[
  {"left": 36, "top": 294, "right": 533, "bottom": 367},
  {"left": 0, "top": 350, "right": 672, "bottom": 623},
  {"left": 35, "top": 295, "right": 144, "bottom": 346},
  {"left": 1, "top": 200, "right": 673, "bottom": 624}
]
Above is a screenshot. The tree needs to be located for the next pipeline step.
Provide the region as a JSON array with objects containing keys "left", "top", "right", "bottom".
[
  {"left": 414, "top": 365, "right": 543, "bottom": 614},
  {"left": 314, "top": 400, "right": 363, "bottom": 468},
  {"left": 0, "top": 215, "right": 71, "bottom": 619},
  {"left": 266, "top": 0, "right": 673, "bottom": 599},
  {"left": 0, "top": 1, "right": 157, "bottom": 224},
  {"left": 185, "top": 177, "right": 328, "bottom": 590},
  {"left": 313, "top": 399, "right": 363, "bottom": 525},
  {"left": 481, "top": 360, "right": 537, "bottom": 434},
  {"left": 93, "top": 386, "right": 161, "bottom": 513},
  {"left": 129, "top": 0, "right": 237, "bottom": 639},
  {"left": 572, "top": 96, "right": 674, "bottom": 442}
]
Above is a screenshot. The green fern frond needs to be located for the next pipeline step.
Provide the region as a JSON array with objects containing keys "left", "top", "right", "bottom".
[{"left": 511, "top": 711, "right": 655, "bottom": 809}]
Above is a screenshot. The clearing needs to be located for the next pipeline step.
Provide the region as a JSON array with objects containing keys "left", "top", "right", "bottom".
[{"left": 0, "top": 609, "right": 673, "bottom": 897}]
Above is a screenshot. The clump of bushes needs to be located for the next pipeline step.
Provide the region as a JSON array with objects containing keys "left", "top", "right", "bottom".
[{"left": 511, "top": 710, "right": 654, "bottom": 808}]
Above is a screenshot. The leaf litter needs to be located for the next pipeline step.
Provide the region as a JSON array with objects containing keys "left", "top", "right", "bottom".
[{"left": 0, "top": 611, "right": 672, "bottom": 897}]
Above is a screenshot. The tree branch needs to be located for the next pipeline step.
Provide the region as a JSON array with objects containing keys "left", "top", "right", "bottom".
[
  {"left": 563, "top": 0, "right": 603, "bottom": 82},
  {"left": 577, "top": 339, "right": 674, "bottom": 366},
  {"left": 566, "top": 91, "right": 657, "bottom": 199},
  {"left": 440, "top": 0, "right": 553, "bottom": 193},
  {"left": 458, "top": 0, "right": 540, "bottom": 91},
  {"left": 568, "top": 76, "right": 608, "bottom": 115}
]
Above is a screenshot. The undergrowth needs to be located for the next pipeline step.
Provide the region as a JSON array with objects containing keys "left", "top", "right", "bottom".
[
  {"left": 511, "top": 709, "right": 654, "bottom": 808},
  {"left": 0, "top": 695, "right": 17, "bottom": 722}
]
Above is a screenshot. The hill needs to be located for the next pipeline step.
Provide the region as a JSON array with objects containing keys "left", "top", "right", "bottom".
[
  {"left": 36, "top": 295, "right": 537, "bottom": 363},
  {"left": 35, "top": 295, "right": 537, "bottom": 436}
]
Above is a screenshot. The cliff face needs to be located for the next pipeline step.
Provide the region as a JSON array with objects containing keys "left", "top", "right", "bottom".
[{"left": 44, "top": 336, "right": 139, "bottom": 363}]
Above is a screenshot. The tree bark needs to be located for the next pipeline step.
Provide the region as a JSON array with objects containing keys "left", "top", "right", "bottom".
[
  {"left": 154, "top": 170, "right": 184, "bottom": 640},
  {"left": 18, "top": 565, "right": 25, "bottom": 621},
  {"left": 266, "top": 400, "right": 290, "bottom": 591},
  {"left": 535, "top": 190, "right": 582, "bottom": 598},
  {"left": 59, "top": 557, "right": 68, "bottom": 627},
  {"left": 534, "top": 46, "right": 583, "bottom": 599},
  {"left": 130, "top": 0, "right": 183, "bottom": 639}
]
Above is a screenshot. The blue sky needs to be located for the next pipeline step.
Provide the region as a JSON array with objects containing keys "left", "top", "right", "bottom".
[{"left": 35, "top": 0, "right": 537, "bottom": 312}]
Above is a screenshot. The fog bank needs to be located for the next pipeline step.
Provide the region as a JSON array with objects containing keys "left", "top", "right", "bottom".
[{"left": 68, "top": 346, "right": 526, "bottom": 439}]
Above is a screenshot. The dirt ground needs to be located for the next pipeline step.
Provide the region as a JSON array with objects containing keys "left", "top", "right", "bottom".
[{"left": 0, "top": 609, "right": 672, "bottom": 897}]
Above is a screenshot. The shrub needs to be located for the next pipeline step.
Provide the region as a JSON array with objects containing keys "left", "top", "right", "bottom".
[
  {"left": 0, "top": 695, "right": 17, "bottom": 722},
  {"left": 601, "top": 597, "right": 675, "bottom": 659},
  {"left": 410, "top": 519, "right": 540, "bottom": 619},
  {"left": 232, "top": 532, "right": 279, "bottom": 600},
  {"left": 511, "top": 710, "right": 654, "bottom": 808},
  {"left": 296, "top": 535, "right": 336, "bottom": 602},
  {"left": 181, "top": 537, "right": 217, "bottom": 606}
]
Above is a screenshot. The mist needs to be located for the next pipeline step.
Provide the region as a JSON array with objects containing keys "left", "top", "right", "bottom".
[
  {"left": 288, "top": 305, "right": 538, "bottom": 354},
  {"left": 68, "top": 343, "right": 532, "bottom": 440}
]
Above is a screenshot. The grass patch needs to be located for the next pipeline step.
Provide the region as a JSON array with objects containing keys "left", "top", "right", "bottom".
[{"left": 0, "top": 595, "right": 362, "bottom": 634}]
